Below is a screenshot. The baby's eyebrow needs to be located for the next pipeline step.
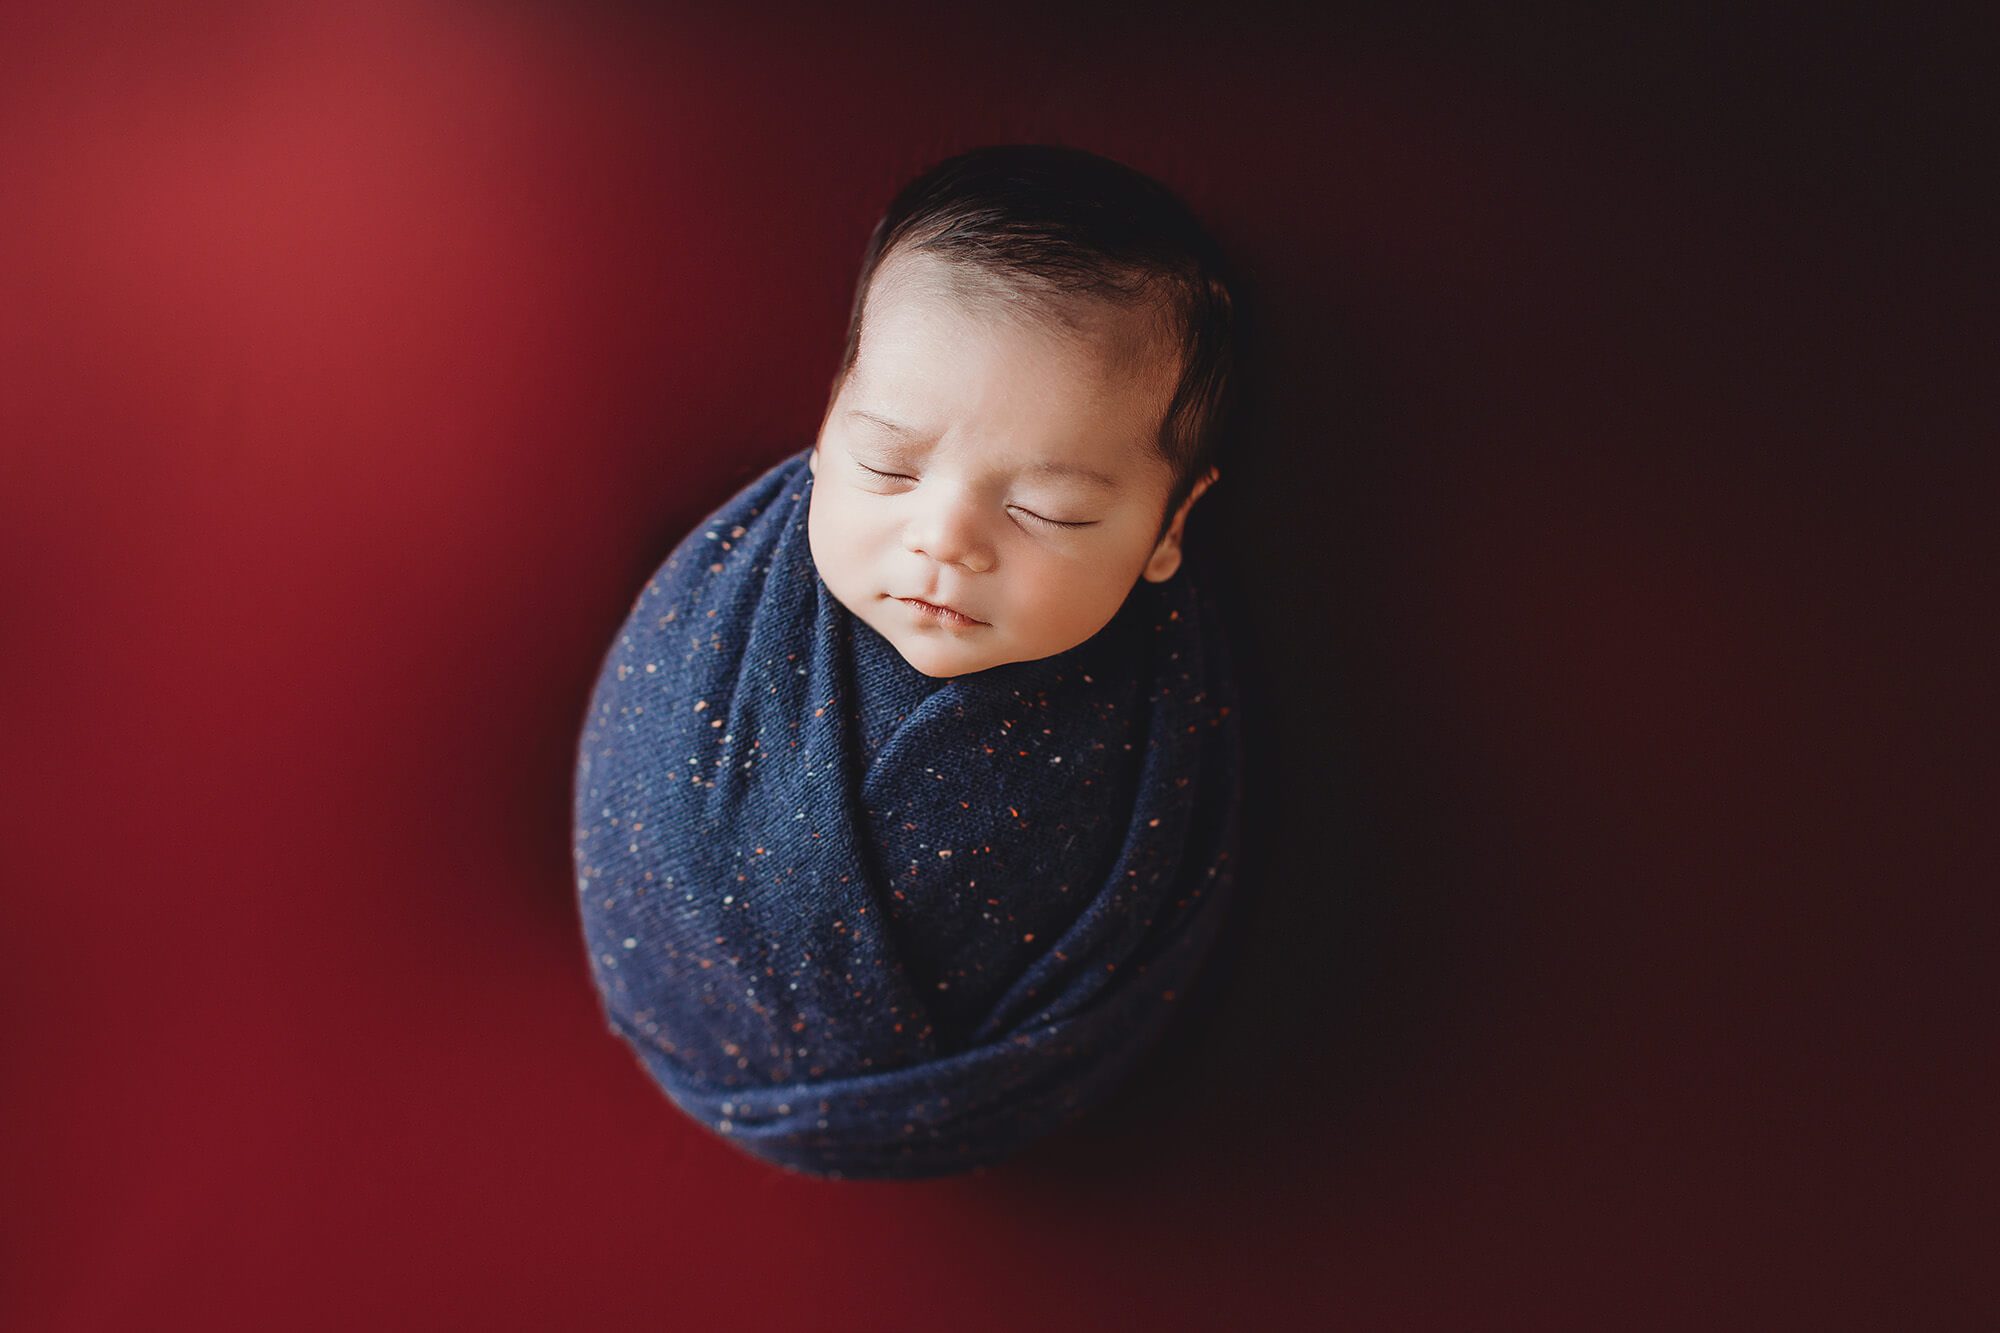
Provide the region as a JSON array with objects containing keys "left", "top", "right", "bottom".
[{"left": 847, "top": 409, "right": 1120, "bottom": 489}]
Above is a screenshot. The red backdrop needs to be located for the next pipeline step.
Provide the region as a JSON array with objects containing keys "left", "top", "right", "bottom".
[{"left": 3, "top": 4, "right": 1987, "bottom": 1329}]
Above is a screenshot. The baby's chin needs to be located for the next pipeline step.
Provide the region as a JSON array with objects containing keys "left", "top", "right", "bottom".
[
  {"left": 885, "top": 628, "right": 1002, "bottom": 679},
  {"left": 871, "top": 608, "right": 1034, "bottom": 678}
]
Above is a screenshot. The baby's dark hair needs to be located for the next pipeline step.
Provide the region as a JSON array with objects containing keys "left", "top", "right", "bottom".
[{"left": 830, "top": 143, "right": 1241, "bottom": 548}]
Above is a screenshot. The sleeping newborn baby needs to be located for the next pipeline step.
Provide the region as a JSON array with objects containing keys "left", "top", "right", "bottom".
[
  {"left": 808, "top": 239, "right": 1213, "bottom": 679},
  {"left": 573, "top": 144, "right": 1248, "bottom": 1179}
]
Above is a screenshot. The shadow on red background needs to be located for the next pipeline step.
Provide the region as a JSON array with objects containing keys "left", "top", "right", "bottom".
[{"left": 2, "top": 4, "right": 1988, "bottom": 1329}]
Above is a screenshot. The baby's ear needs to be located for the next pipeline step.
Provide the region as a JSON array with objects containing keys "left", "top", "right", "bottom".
[{"left": 1141, "top": 539, "right": 1185, "bottom": 584}]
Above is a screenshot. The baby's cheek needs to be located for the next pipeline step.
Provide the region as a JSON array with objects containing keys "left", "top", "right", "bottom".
[{"left": 823, "top": 513, "right": 873, "bottom": 588}]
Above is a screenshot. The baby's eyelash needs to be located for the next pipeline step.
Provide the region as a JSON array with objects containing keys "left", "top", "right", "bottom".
[
  {"left": 854, "top": 463, "right": 1096, "bottom": 528},
  {"left": 1021, "top": 512, "right": 1095, "bottom": 529}
]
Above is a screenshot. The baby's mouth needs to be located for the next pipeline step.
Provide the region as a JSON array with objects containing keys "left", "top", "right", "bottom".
[{"left": 895, "top": 596, "right": 987, "bottom": 629}]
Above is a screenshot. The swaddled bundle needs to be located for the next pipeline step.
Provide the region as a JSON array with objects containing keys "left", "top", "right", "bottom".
[{"left": 572, "top": 446, "right": 1245, "bottom": 1179}]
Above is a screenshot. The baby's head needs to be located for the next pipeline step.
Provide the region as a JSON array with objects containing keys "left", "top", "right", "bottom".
[{"left": 807, "top": 143, "right": 1240, "bottom": 679}]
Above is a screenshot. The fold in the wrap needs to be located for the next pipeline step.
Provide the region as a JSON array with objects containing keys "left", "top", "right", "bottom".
[{"left": 572, "top": 446, "right": 1245, "bottom": 1178}]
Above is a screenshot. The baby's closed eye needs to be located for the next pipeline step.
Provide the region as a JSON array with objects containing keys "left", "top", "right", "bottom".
[{"left": 850, "top": 461, "right": 1097, "bottom": 528}]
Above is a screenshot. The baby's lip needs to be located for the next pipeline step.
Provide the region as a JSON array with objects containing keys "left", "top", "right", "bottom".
[{"left": 894, "top": 595, "right": 988, "bottom": 626}]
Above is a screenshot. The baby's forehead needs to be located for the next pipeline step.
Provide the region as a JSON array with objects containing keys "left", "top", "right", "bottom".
[{"left": 878, "top": 251, "right": 1180, "bottom": 378}]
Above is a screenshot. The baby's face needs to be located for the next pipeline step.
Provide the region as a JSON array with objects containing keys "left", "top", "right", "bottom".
[{"left": 807, "top": 252, "right": 1213, "bottom": 679}]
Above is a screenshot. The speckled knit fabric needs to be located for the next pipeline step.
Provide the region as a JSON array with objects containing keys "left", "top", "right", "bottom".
[{"left": 572, "top": 446, "right": 1245, "bottom": 1179}]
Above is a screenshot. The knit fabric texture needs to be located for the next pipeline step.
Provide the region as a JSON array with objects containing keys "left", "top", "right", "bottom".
[{"left": 572, "top": 446, "right": 1245, "bottom": 1179}]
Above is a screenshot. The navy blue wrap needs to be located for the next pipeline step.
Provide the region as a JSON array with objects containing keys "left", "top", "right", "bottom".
[{"left": 571, "top": 446, "right": 1245, "bottom": 1179}]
